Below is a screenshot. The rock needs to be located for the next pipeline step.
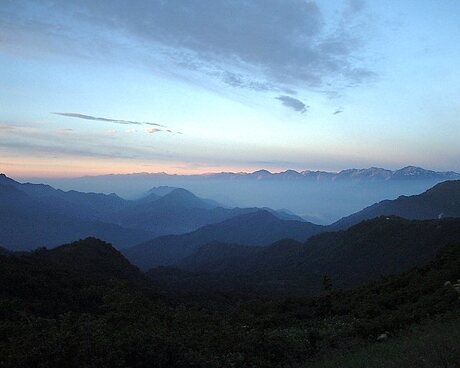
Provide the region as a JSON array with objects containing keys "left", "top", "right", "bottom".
[
  {"left": 377, "top": 333, "right": 388, "bottom": 342},
  {"left": 444, "top": 281, "right": 452, "bottom": 286}
]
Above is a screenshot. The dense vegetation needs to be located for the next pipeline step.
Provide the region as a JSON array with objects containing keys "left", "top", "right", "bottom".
[{"left": 1, "top": 237, "right": 459, "bottom": 367}]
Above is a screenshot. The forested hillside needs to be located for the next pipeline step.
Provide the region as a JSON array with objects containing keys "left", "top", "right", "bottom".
[{"left": 1, "top": 237, "right": 458, "bottom": 367}]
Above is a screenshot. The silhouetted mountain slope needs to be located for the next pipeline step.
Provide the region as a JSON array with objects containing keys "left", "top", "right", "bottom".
[
  {"left": 1, "top": 174, "right": 309, "bottom": 249},
  {"left": 116, "top": 187, "right": 304, "bottom": 234},
  {"left": 0, "top": 238, "right": 150, "bottom": 316},
  {"left": 262, "top": 207, "right": 305, "bottom": 221},
  {"left": 178, "top": 239, "right": 305, "bottom": 275},
  {"left": 39, "top": 238, "right": 150, "bottom": 285},
  {"left": 0, "top": 173, "right": 20, "bottom": 186},
  {"left": 1, "top": 174, "right": 128, "bottom": 221},
  {"left": 1, "top": 174, "right": 238, "bottom": 236},
  {"left": 145, "top": 185, "right": 177, "bottom": 197},
  {"left": 299, "top": 217, "right": 460, "bottom": 287},
  {"left": 149, "top": 217, "right": 460, "bottom": 295},
  {"left": 23, "top": 185, "right": 126, "bottom": 217},
  {"left": 178, "top": 242, "right": 261, "bottom": 273},
  {"left": 113, "top": 187, "right": 224, "bottom": 234},
  {"left": 123, "top": 210, "right": 324, "bottom": 270},
  {"left": 135, "top": 191, "right": 161, "bottom": 203},
  {"left": 0, "top": 183, "right": 30, "bottom": 205},
  {"left": 266, "top": 242, "right": 460, "bottom": 337},
  {"left": 333, "top": 180, "right": 460, "bottom": 229},
  {"left": 0, "top": 182, "right": 153, "bottom": 250},
  {"left": 145, "top": 188, "right": 213, "bottom": 209}
]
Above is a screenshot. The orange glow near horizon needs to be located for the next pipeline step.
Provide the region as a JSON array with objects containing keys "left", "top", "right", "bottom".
[{"left": 1, "top": 156, "right": 268, "bottom": 179}]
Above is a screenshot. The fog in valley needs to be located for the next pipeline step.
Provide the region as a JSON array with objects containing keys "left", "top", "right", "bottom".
[{"left": 27, "top": 173, "right": 446, "bottom": 224}]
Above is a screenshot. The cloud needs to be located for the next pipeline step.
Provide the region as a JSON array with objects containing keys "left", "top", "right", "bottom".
[
  {"left": 0, "top": 123, "right": 177, "bottom": 161},
  {"left": 276, "top": 96, "right": 308, "bottom": 113},
  {"left": 145, "top": 128, "right": 161, "bottom": 134},
  {"left": 2, "top": 1, "right": 375, "bottom": 96},
  {"left": 0, "top": 125, "right": 16, "bottom": 132},
  {"left": 52, "top": 113, "right": 164, "bottom": 127}
]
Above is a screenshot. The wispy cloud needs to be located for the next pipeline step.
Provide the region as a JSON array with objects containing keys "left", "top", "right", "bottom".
[
  {"left": 275, "top": 96, "right": 308, "bottom": 113},
  {"left": 52, "top": 112, "right": 165, "bottom": 127},
  {"left": 145, "top": 128, "right": 161, "bottom": 134},
  {"left": 0, "top": 123, "right": 178, "bottom": 161}
]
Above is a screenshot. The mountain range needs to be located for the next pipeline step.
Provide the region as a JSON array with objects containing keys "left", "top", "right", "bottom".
[
  {"left": 123, "top": 210, "right": 323, "bottom": 270},
  {"left": 123, "top": 180, "right": 460, "bottom": 270},
  {"left": 205, "top": 166, "right": 460, "bottom": 182},
  {"left": 0, "top": 181, "right": 152, "bottom": 251},
  {"left": 0, "top": 173, "right": 307, "bottom": 250},
  {"left": 55, "top": 166, "right": 460, "bottom": 183},
  {"left": 32, "top": 166, "right": 460, "bottom": 223}
]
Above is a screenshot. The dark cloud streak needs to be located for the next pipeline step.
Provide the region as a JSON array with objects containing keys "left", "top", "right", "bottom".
[
  {"left": 52, "top": 112, "right": 165, "bottom": 127},
  {"left": 276, "top": 96, "right": 308, "bottom": 113}
]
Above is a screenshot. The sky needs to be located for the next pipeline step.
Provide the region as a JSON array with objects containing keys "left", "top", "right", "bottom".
[{"left": 1, "top": 0, "right": 459, "bottom": 178}]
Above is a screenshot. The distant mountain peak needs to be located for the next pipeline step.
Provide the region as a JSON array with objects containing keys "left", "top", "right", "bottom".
[
  {"left": 395, "top": 166, "right": 434, "bottom": 175},
  {"left": 154, "top": 187, "right": 212, "bottom": 209},
  {"left": 252, "top": 169, "right": 272, "bottom": 174},
  {"left": 145, "top": 186, "right": 178, "bottom": 197},
  {"left": 167, "top": 187, "right": 198, "bottom": 198},
  {"left": 249, "top": 169, "right": 273, "bottom": 179}
]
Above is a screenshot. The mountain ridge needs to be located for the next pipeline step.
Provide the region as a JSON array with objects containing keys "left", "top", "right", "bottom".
[
  {"left": 148, "top": 216, "right": 460, "bottom": 296},
  {"left": 55, "top": 166, "right": 460, "bottom": 182},
  {"left": 123, "top": 210, "right": 324, "bottom": 270},
  {"left": 332, "top": 180, "right": 460, "bottom": 229}
]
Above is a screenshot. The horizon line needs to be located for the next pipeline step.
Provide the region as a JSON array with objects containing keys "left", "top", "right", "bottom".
[{"left": 6, "top": 165, "right": 460, "bottom": 180}]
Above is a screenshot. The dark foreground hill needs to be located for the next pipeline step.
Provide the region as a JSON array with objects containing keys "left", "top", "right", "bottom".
[
  {"left": 148, "top": 217, "right": 460, "bottom": 295},
  {"left": 38, "top": 237, "right": 151, "bottom": 286},
  {"left": 0, "top": 236, "right": 459, "bottom": 367},
  {"left": 2, "top": 238, "right": 150, "bottom": 288},
  {"left": 123, "top": 210, "right": 324, "bottom": 270},
  {"left": 333, "top": 180, "right": 460, "bottom": 229}
]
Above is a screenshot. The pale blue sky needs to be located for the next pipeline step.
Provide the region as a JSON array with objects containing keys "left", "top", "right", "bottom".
[{"left": 1, "top": 0, "right": 459, "bottom": 177}]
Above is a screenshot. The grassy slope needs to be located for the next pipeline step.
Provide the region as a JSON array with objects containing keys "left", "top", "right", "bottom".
[{"left": 310, "top": 313, "right": 460, "bottom": 368}]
